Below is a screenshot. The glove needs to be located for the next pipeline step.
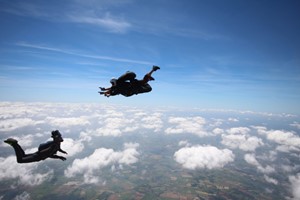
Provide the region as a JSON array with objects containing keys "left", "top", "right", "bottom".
[{"left": 60, "top": 156, "right": 67, "bottom": 161}]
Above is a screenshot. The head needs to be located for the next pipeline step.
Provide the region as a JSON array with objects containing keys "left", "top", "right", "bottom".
[
  {"left": 51, "top": 130, "right": 63, "bottom": 142},
  {"left": 110, "top": 78, "right": 117, "bottom": 86}
]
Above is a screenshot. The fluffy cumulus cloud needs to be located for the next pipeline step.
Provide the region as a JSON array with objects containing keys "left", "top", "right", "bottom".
[
  {"left": 212, "top": 128, "right": 224, "bottom": 135},
  {"left": 220, "top": 127, "right": 263, "bottom": 152},
  {"left": 64, "top": 143, "right": 140, "bottom": 184},
  {"left": 165, "top": 116, "right": 208, "bottom": 137},
  {"left": 174, "top": 145, "right": 235, "bottom": 170},
  {"left": 255, "top": 126, "right": 300, "bottom": 152},
  {"left": 61, "top": 138, "right": 85, "bottom": 157},
  {"left": 0, "top": 156, "right": 53, "bottom": 186},
  {"left": 289, "top": 173, "right": 300, "bottom": 200},
  {"left": 221, "top": 134, "right": 264, "bottom": 152},
  {"left": 90, "top": 110, "right": 163, "bottom": 137},
  {"left": 226, "top": 127, "right": 250, "bottom": 135},
  {"left": 93, "top": 117, "right": 134, "bottom": 137},
  {"left": 140, "top": 112, "right": 163, "bottom": 132}
]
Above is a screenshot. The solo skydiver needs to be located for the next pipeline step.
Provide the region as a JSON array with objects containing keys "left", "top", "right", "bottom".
[{"left": 4, "top": 130, "right": 67, "bottom": 163}]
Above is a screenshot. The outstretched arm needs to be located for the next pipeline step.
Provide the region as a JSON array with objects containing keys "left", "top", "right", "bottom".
[
  {"left": 58, "top": 148, "right": 67, "bottom": 154},
  {"left": 99, "top": 87, "right": 112, "bottom": 91}
]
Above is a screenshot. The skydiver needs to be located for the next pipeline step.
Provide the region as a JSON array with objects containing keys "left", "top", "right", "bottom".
[
  {"left": 99, "top": 65, "right": 160, "bottom": 97},
  {"left": 98, "top": 77, "right": 120, "bottom": 97},
  {"left": 4, "top": 130, "right": 67, "bottom": 163}
]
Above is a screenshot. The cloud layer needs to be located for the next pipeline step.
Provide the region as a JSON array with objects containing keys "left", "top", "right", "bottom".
[{"left": 0, "top": 102, "right": 300, "bottom": 199}]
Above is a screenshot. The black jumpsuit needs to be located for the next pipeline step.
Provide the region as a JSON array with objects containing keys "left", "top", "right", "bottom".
[
  {"left": 10, "top": 141, "right": 63, "bottom": 163},
  {"left": 116, "top": 71, "right": 152, "bottom": 97}
]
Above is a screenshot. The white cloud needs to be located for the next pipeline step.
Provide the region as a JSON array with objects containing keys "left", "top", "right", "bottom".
[
  {"left": 228, "top": 117, "right": 239, "bottom": 122},
  {"left": 0, "top": 118, "right": 43, "bottom": 132},
  {"left": 2, "top": 1, "right": 132, "bottom": 33},
  {"left": 289, "top": 173, "right": 300, "bottom": 200},
  {"left": 46, "top": 116, "right": 90, "bottom": 128},
  {"left": 276, "top": 145, "right": 300, "bottom": 153},
  {"left": 0, "top": 156, "right": 53, "bottom": 186},
  {"left": 1, "top": 102, "right": 300, "bottom": 198},
  {"left": 267, "top": 130, "right": 300, "bottom": 146},
  {"left": 140, "top": 112, "right": 163, "bottom": 132},
  {"left": 165, "top": 116, "right": 208, "bottom": 137},
  {"left": 210, "top": 118, "right": 224, "bottom": 127},
  {"left": 64, "top": 143, "right": 139, "bottom": 184},
  {"left": 244, "top": 153, "right": 260, "bottom": 166},
  {"left": 178, "top": 140, "right": 191, "bottom": 147},
  {"left": 123, "top": 142, "right": 139, "bottom": 149},
  {"left": 61, "top": 138, "right": 84, "bottom": 157},
  {"left": 221, "top": 127, "right": 263, "bottom": 152},
  {"left": 264, "top": 175, "right": 278, "bottom": 185},
  {"left": 255, "top": 126, "right": 300, "bottom": 152},
  {"left": 221, "top": 134, "right": 263, "bottom": 152},
  {"left": 68, "top": 12, "right": 131, "bottom": 33},
  {"left": 212, "top": 128, "right": 224, "bottom": 135},
  {"left": 92, "top": 108, "right": 160, "bottom": 137},
  {"left": 290, "top": 122, "right": 300, "bottom": 129},
  {"left": 174, "top": 145, "right": 234, "bottom": 170},
  {"left": 0, "top": 102, "right": 45, "bottom": 119},
  {"left": 93, "top": 117, "right": 129, "bottom": 137},
  {"left": 226, "top": 127, "right": 250, "bottom": 135},
  {"left": 79, "top": 131, "right": 92, "bottom": 142},
  {"left": 91, "top": 110, "right": 163, "bottom": 137},
  {"left": 1, "top": 133, "right": 41, "bottom": 148},
  {"left": 244, "top": 154, "right": 275, "bottom": 174}
]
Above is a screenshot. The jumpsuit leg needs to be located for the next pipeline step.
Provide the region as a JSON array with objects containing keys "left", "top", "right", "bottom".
[{"left": 11, "top": 143, "right": 41, "bottom": 163}]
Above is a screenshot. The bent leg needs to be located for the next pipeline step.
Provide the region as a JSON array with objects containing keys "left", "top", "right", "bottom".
[
  {"left": 142, "top": 74, "right": 153, "bottom": 84},
  {"left": 142, "top": 66, "right": 160, "bottom": 84},
  {"left": 10, "top": 143, "right": 25, "bottom": 162}
]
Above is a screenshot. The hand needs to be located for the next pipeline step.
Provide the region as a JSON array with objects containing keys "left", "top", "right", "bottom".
[
  {"left": 100, "top": 87, "right": 106, "bottom": 91},
  {"left": 60, "top": 156, "right": 67, "bottom": 161}
]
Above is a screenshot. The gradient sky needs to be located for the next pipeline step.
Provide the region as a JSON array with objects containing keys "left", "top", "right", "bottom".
[{"left": 0, "top": 0, "right": 299, "bottom": 114}]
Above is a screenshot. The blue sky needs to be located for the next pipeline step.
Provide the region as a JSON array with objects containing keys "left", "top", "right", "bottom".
[{"left": 0, "top": 0, "right": 299, "bottom": 114}]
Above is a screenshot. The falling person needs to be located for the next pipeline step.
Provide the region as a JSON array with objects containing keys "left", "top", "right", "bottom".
[{"left": 4, "top": 130, "right": 67, "bottom": 163}]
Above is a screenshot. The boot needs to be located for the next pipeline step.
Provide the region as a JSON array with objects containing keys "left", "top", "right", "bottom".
[{"left": 4, "top": 138, "right": 18, "bottom": 145}]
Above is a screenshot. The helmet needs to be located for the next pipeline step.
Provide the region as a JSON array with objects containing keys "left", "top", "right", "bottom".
[
  {"left": 51, "top": 130, "right": 62, "bottom": 138},
  {"left": 110, "top": 78, "right": 117, "bottom": 85}
]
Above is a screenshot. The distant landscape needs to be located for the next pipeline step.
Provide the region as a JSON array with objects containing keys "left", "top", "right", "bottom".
[{"left": 1, "top": 102, "right": 299, "bottom": 199}]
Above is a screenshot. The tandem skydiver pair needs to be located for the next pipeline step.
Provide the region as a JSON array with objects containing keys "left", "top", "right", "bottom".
[{"left": 99, "top": 65, "right": 160, "bottom": 97}]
